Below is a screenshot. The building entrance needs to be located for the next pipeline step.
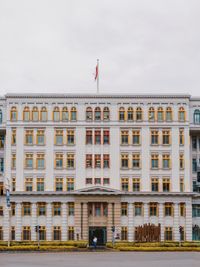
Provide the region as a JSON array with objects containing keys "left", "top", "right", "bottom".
[{"left": 89, "top": 227, "right": 107, "bottom": 246}]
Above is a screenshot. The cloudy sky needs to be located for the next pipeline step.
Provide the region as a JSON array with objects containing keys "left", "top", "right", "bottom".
[{"left": 0, "top": 0, "right": 200, "bottom": 95}]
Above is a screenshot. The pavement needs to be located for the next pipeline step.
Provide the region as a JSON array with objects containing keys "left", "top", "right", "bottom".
[{"left": 1, "top": 252, "right": 200, "bottom": 267}]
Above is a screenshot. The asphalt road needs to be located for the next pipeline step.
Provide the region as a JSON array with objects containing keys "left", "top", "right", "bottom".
[{"left": 1, "top": 252, "right": 200, "bottom": 267}]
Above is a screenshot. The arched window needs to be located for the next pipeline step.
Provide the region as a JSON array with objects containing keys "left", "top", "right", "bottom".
[
  {"left": 40, "top": 107, "right": 47, "bottom": 122},
  {"left": 70, "top": 107, "right": 77, "bottom": 121},
  {"left": 166, "top": 107, "right": 172, "bottom": 121},
  {"left": 23, "top": 107, "right": 30, "bottom": 122},
  {"left": 194, "top": 109, "right": 200, "bottom": 124},
  {"left": 136, "top": 107, "right": 142, "bottom": 121},
  {"left": 0, "top": 110, "right": 2, "bottom": 124},
  {"left": 103, "top": 107, "right": 110, "bottom": 121},
  {"left": 119, "top": 107, "right": 125, "bottom": 121},
  {"left": 53, "top": 107, "right": 60, "bottom": 121},
  {"left": 94, "top": 107, "right": 101, "bottom": 121},
  {"left": 62, "top": 107, "right": 69, "bottom": 121},
  {"left": 179, "top": 107, "right": 185, "bottom": 122},
  {"left": 157, "top": 107, "right": 164, "bottom": 122},
  {"left": 148, "top": 107, "right": 155, "bottom": 121},
  {"left": 127, "top": 107, "right": 133, "bottom": 121},
  {"left": 86, "top": 107, "right": 93, "bottom": 121},
  {"left": 10, "top": 106, "right": 17, "bottom": 121},
  {"left": 32, "top": 107, "right": 39, "bottom": 121}
]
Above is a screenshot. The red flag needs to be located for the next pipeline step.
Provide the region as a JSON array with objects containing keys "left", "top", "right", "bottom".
[{"left": 95, "top": 63, "right": 98, "bottom": 81}]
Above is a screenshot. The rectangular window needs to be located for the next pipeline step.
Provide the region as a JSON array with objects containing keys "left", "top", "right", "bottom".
[
  {"left": 121, "top": 227, "right": 128, "bottom": 240},
  {"left": 68, "top": 202, "right": 75, "bottom": 216},
  {"left": 11, "top": 202, "right": 15, "bottom": 216},
  {"left": 12, "top": 153, "right": 16, "bottom": 169},
  {"left": 103, "top": 130, "right": 110, "bottom": 144},
  {"left": 163, "top": 178, "right": 170, "bottom": 192},
  {"left": 37, "top": 202, "right": 46, "bottom": 216},
  {"left": 192, "top": 137, "right": 197, "bottom": 149},
  {"left": 149, "top": 202, "right": 158, "bottom": 216},
  {"left": 86, "top": 130, "right": 93, "bottom": 145},
  {"left": 121, "top": 178, "right": 129, "bottom": 192},
  {"left": 95, "top": 154, "right": 101, "bottom": 168},
  {"left": 162, "top": 130, "right": 170, "bottom": 145},
  {"left": 22, "top": 226, "right": 31, "bottom": 241},
  {"left": 180, "top": 154, "right": 184, "bottom": 169},
  {"left": 180, "top": 203, "right": 185, "bottom": 217},
  {"left": 11, "top": 226, "right": 15, "bottom": 241},
  {"left": 86, "top": 178, "right": 92, "bottom": 185},
  {"left": 151, "top": 178, "right": 159, "bottom": 192},
  {"left": 0, "top": 206, "right": 3, "bottom": 216},
  {"left": 95, "top": 130, "right": 101, "bottom": 144},
  {"left": 103, "top": 178, "right": 110, "bottom": 185},
  {"left": 36, "top": 130, "right": 45, "bottom": 145},
  {"left": 55, "top": 130, "right": 63, "bottom": 145},
  {"left": 162, "top": 154, "right": 170, "bottom": 169},
  {"left": 151, "top": 130, "right": 159, "bottom": 145},
  {"left": 22, "top": 202, "right": 31, "bottom": 216},
  {"left": 121, "top": 202, "right": 128, "bottom": 216},
  {"left": 0, "top": 182, "right": 3, "bottom": 195},
  {"left": 37, "top": 178, "right": 44, "bottom": 191},
  {"left": 132, "top": 154, "right": 140, "bottom": 169},
  {"left": 53, "top": 202, "right": 61, "bottom": 216},
  {"left": 121, "top": 154, "right": 129, "bottom": 169},
  {"left": 36, "top": 153, "right": 45, "bottom": 169},
  {"left": 39, "top": 226, "right": 46, "bottom": 241},
  {"left": 11, "top": 129, "right": 16, "bottom": 145},
  {"left": 0, "top": 227, "right": 3, "bottom": 240},
  {"left": 68, "top": 226, "right": 74, "bottom": 240},
  {"left": 179, "top": 129, "right": 184, "bottom": 145},
  {"left": 151, "top": 154, "right": 159, "bottom": 169},
  {"left": 132, "top": 178, "right": 140, "bottom": 192},
  {"left": 164, "top": 203, "right": 173, "bottom": 216},
  {"left": 94, "top": 178, "right": 101, "bottom": 185},
  {"left": 86, "top": 154, "right": 92, "bottom": 168},
  {"left": 192, "top": 204, "right": 200, "bottom": 217},
  {"left": 0, "top": 158, "right": 4, "bottom": 172},
  {"left": 165, "top": 227, "right": 173, "bottom": 241},
  {"left": 12, "top": 178, "right": 16, "bottom": 192},
  {"left": 55, "top": 153, "right": 63, "bottom": 169},
  {"left": 25, "top": 153, "right": 33, "bottom": 169},
  {"left": 67, "top": 130, "right": 75, "bottom": 145},
  {"left": 132, "top": 130, "right": 140, "bottom": 145},
  {"left": 134, "top": 203, "right": 143, "bottom": 216},
  {"left": 103, "top": 154, "right": 110, "bottom": 168},
  {"left": 180, "top": 177, "right": 184, "bottom": 192},
  {"left": 121, "top": 130, "right": 129, "bottom": 145},
  {"left": 25, "top": 178, "right": 33, "bottom": 191},
  {"left": 25, "top": 130, "right": 33, "bottom": 145},
  {"left": 66, "top": 178, "right": 74, "bottom": 191},
  {"left": 53, "top": 226, "right": 61, "bottom": 241},
  {"left": 55, "top": 178, "right": 63, "bottom": 191},
  {"left": 95, "top": 203, "right": 101, "bottom": 216},
  {"left": 67, "top": 154, "right": 75, "bottom": 169}
]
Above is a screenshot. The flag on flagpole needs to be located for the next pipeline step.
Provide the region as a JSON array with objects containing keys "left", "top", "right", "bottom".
[{"left": 95, "top": 62, "right": 98, "bottom": 81}]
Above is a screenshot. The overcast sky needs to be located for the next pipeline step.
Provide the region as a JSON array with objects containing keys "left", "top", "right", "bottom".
[{"left": 0, "top": 0, "right": 200, "bottom": 96}]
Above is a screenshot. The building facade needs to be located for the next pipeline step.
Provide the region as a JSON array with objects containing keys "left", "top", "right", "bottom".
[{"left": 0, "top": 93, "right": 200, "bottom": 244}]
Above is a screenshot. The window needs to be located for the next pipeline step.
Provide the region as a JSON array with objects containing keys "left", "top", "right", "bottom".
[
  {"left": 103, "top": 130, "right": 110, "bottom": 144},
  {"left": 37, "top": 178, "right": 44, "bottom": 191},
  {"left": 22, "top": 202, "right": 31, "bottom": 216},
  {"left": 134, "top": 203, "right": 143, "bottom": 216},
  {"left": 192, "top": 204, "right": 200, "bottom": 217},
  {"left": 132, "top": 154, "right": 140, "bottom": 169},
  {"left": 25, "top": 178, "right": 33, "bottom": 191},
  {"left": 180, "top": 177, "right": 184, "bottom": 192},
  {"left": 151, "top": 178, "right": 159, "bottom": 192},
  {"left": 178, "top": 107, "right": 185, "bottom": 122},
  {"left": 0, "top": 135, "right": 4, "bottom": 149},
  {"left": 68, "top": 227, "right": 74, "bottom": 240},
  {"left": 192, "top": 137, "right": 197, "bottom": 149},
  {"left": 70, "top": 107, "right": 77, "bottom": 121},
  {"left": 62, "top": 107, "right": 69, "bottom": 121},
  {"left": 11, "top": 226, "right": 15, "bottom": 241},
  {"left": 194, "top": 109, "right": 200, "bottom": 124},
  {"left": 11, "top": 203, "right": 15, "bottom": 216},
  {"left": 0, "top": 158, "right": 4, "bottom": 172},
  {"left": 0, "top": 110, "right": 2, "bottom": 124},
  {"left": 162, "top": 130, "right": 170, "bottom": 145},
  {"left": 40, "top": 107, "right": 47, "bottom": 121},
  {"left": 148, "top": 107, "right": 155, "bottom": 121},
  {"left": 68, "top": 202, "right": 74, "bottom": 216},
  {"left": 55, "top": 178, "right": 63, "bottom": 191},
  {"left": 103, "top": 178, "right": 110, "bottom": 185},
  {"left": 149, "top": 202, "right": 158, "bottom": 216},
  {"left": 12, "top": 153, "right": 16, "bottom": 169},
  {"left": 32, "top": 107, "right": 39, "bottom": 121},
  {"left": 53, "top": 226, "right": 61, "bottom": 241},
  {"left": 95, "top": 203, "right": 101, "bottom": 216},
  {"left": 23, "top": 107, "right": 30, "bottom": 121},
  {"left": 103, "top": 107, "right": 110, "bottom": 121},
  {"left": 164, "top": 203, "right": 173, "bottom": 216},
  {"left": 39, "top": 226, "right": 46, "bottom": 241},
  {"left": 12, "top": 178, "right": 16, "bottom": 192},
  {"left": 53, "top": 107, "right": 60, "bottom": 121},
  {"left": 132, "top": 178, "right": 140, "bottom": 192},
  {"left": 36, "top": 130, "right": 45, "bottom": 145},
  {"left": 37, "top": 202, "right": 46, "bottom": 216},
  {"left": 119, "top": 107, "right": 125, "bottom": 121},
  {"left": 162, "top": 154, "right": 170, "bottom": 169},
  {"left": 151, "top": 130, "right": 159, "bottom": 145},
  {"left": 165, "top": 227, "right": 173, "bottom": 241},
  {"left": 55, "top": 129, "right": 63, "bottom": 145},
  {"left": 132, "top": 130, "right": 140, "bottom": 145},
  {"left": 0, "top": 206, "right": 3, "bottom": 216},
  {"left": 151, "top": 154, "right": 159, "bottom": 169},
  {"left": 67, "top": 154, "right": 75, "bottom": 169},
  {"left": 121, "top": 154, "right": 129, "bottom": 169},
  {"left": 180, "top": 203, "right": 185, "bottom": 217},
  {"left": 121, "top": 178, "right": 129, "bottom": 192},
  {"left": 11, "top": 129, "right": 16, "bottom": 145},
  {"left": 179, "top": 129, "right": 184, "bottom": 145},
  {"left": 121, "top": 130, "right": 129, "bottom": 145},
  {"left": 121, "top": 202, "right": 128, "bottom": 216},
  {"left": 53, "top": 202, "right": 61, "bottom": 216},
  {"left": 103, "top": 154, "right": 110, "bottom": 168},
  {"left": 94, "top": 107, "right": 101, "bottom": 121},
  {"left": 86, "top": 130, "right": 93, "bottom": 144},
  {"left": 192, "top": 159, "right": 197, "bottom": 172},
  {"left": 67, "top": 130, "right": 75, "bottom": 145},
  {"left": 25, "top": 153, "right": 33, "bottom": 169},
  {"left": 25, "top": 130, "right": 34, "bottom": 145},
  {"left": 95, "top": 154, "right": 101, "bottom": 168},
  {"left": 36, "top": 153, "right": 45, "bottom": 169},
  {"left": 86, "top": 154, "right": 92, "bottom": 168},
  {"left": 163, "top": 178, "right": 170, "bottom": 192},
  {"left": 94, "top": 178, "right": 101, "bottom": 185},
  {"left": 22, "top": 226, "right": 31, "bottom": 241},
  {"left": 180, "top": 154, "right": 184, "bottom": 169},
  {"left": 121, "top": 227, "right": 128, "bottom": 240},
  {"left": 166, "top": 107, "right": 172, "bottom": 121},
  {"left": 55, "top": 153, "right": 63, "bottom": 169},
  {"left": 95, "top": 130, "right": 101, "bottom": 144},
  {"left": 66, "top": 178, "right": 74, "bottom": 191},
  {"left": 10, "top": 106, "right": 17, "bottom": 121},
  {"left": 136, "top": 107, "right": 142, "bottom": 121},
  {"left": 0, "top": 182, "right": 3, "bottom": 195},
  {"left": 127, "top": 107, "right": 133, "bottom": 121},
  {"left": 86, "top": 178, "right": 92, "bottom": 185},
  {"left": 86, "top": 107, "right": 93, "bottom": 121},
  {"left": 0, "top": 227, "right": 3, "bottom": 240},
  {"left": 157, "top": 107, "right": 164, "bottom": 122}
]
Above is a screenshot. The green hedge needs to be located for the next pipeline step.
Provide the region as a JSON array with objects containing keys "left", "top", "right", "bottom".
[
  {"left": 118, "top": 246, "right": 200, "bottom": 251},
  {"left": 0, "top": 241, "right": 88, "bottom": 248},
  {"left": 0, "top": 245, "right": 76, "bottom": 251}
]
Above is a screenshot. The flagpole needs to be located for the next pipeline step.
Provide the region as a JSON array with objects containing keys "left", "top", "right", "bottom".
[{"left": 97, "top": 59, "right": 99, "bottom": 94}]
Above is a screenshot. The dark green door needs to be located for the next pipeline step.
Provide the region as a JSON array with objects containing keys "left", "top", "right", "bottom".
[{"left": 89, "top": 227, "right": 107, "bottom": 246}]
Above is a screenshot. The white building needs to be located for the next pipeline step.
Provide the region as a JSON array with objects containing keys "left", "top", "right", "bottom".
[{"left": 0, "top": 93, "right": 200, "bottom": 244}]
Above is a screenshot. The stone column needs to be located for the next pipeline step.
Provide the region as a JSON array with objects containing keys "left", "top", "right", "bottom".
[
  {"left": 107, "top": 203, "right": 113, "bottom": 242},
  {"left": 61, "top": 203, "right": 67, "bottom": 241},
  {"left": 173, "top": 203, "right": 179, "bottom": 241},
  {"left": 46, "top": 203, "right": 52, "bottom": 241},
  {"left": 15, "top": 203, "right": 22, "bottom": 241},
  {"left": 185, "top": 201, "right": 192, "bottom": 241},
  {"left": 158, "top": 203, "right": 164, "bottom": 241},
  {"left": 31, "top": 203, "right": 37, "bottom": 241},
  {"left": 143, "top": 203, "right": 149, "bottom": 224},
  {"left": 82, "top": 203, "right": 88, "bottom": 241},
  {"left": 3, "top": 205, "right": 9, "bottom": 241},
  {"left": 128, "top": 203, "right": 134, "bottom": 242}
]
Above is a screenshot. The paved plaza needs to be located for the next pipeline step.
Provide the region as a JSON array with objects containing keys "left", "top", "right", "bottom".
[{"left": 1, "top": 252, "right": 200, "bottom": 267}]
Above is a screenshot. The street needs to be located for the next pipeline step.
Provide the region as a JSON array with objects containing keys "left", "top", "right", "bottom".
[{"left": 1, "top": 252, "right": 200, "bottom": 267}]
